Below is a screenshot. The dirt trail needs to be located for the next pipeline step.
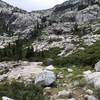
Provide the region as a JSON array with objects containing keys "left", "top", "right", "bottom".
[{"left": 0, "top": 62, "right": 43, "bottom": 81}]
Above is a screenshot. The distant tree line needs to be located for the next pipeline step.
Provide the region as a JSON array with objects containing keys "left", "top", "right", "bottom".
[{"left": 0, "top": 37, "right": 61, "bottom": 62}]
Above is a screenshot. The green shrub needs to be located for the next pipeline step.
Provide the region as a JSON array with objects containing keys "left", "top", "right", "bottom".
[
  {"left": 68, "top": 41, "right": 100, "bottom": 66},
  {"left": 78, "top": 5, "right": 88, "bottom": 10},
  {"left": 0, "top": 81, "right": 49, "bottom": 100},
  {"left": 43, "top": 58, "right": 53, "bottom": 66},
  {"left": 94, "top": 29, "right": 100, "bottom": 34},
  {"left": 53, "top": 41, "right": 100, "bottom": 67},
  {"left": 0, "top": 37, "right": 61, "bottom": 62},
  {"left": 26, "top": 47, "right": 61, "bottom": 62}
]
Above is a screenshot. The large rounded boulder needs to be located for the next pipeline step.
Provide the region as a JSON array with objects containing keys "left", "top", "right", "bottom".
[{"left": 35, "top": 70, "right": 56, "bottom": 86}]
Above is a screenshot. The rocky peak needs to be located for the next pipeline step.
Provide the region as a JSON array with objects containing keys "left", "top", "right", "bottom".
[
  {"left": 54, "top": 0, "right": 98, "bottom": 12},
  {"left": 0, "top": 0, "right": 12, "bottom": 8}
]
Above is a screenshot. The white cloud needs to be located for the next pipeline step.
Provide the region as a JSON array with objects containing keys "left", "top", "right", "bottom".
[{"left": 2, "top": 0, "right": 66, "bottom": 11}]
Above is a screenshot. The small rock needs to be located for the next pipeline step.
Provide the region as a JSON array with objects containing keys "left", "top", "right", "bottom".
[
  {"left": 44, "top": 87, "right": 51, "bottom": 91},
  {"left": 83, "top": 70, "right": 92, "bottom": 75},
  {"left": 62, "top": 83, "right": 67, "bottom": 87},
  {"left": 43, "top": 87, "right": 52, "bottom": 95},
  {"left": 15, "top": 74, "right": 21, "bottom": 80},
  {"left": 2, "top": 96, "right": 14, "bottom": 100},
  {"left": 3, "top": 74, "right": 8, "bottom": 78},
  {"left": 0, "top": 74, "right": 8, "bottom": 82},
  {"left": 73, "top": 81, "right": 80, "bottom": 86},
  {"left": 67, "top": 98, "right": 76, "bottom": 100},
  {"left": 57, "top": 74, "right": 64, "bottom": 79},
  {"left": 86, "top": 89, "right": 93, "bottom": 95},
  {"left": 78, "top": 47, "right": 85, "bottom": 50},
  {"left": 86, "top": 95, "right": 98, "bottom": 100},
  {"left": 45, "top": 65, "right": 55, "bottom": 70},
  {"left": 67, "top": 68, "right": 73, "bottom": 73},
  {"left": 57, "top": 90, "right": 72, "bottom": 99},
  {"left": 21, "top": 61, "right": 29, "bottom": 66},
  {"left": 84, "top": 94, "right": 89, "bottom": 99}
]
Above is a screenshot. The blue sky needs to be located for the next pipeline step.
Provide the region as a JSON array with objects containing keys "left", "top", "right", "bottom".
[{"left": 2, "top": 0, "right": 66, "bottom": 11}]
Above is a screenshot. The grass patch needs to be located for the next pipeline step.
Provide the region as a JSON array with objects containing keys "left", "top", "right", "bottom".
[{"left": 52, "top": 66, "right": 92, "bottom": 91}]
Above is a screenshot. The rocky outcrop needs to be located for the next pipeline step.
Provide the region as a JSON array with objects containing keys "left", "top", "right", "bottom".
[
  {"left": 85, "top": 95, "right": 98, "bottom": 100},
  {"left": 95, "top": 61, "right": 100, "bottom": 72},
  {"left": 0, "top": 0, "right": 42, "bottom": 37},
  {"left": 0, "top": 0, "right": 100, "bottom": 56},
  {"left": 84, "top": 71, "right": 100, "bottom": 89},
  {"left": 31, "top": 0, "right": 100, "bottom": 54}
]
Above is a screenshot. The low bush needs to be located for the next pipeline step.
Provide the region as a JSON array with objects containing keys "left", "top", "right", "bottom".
[
  {"left": 78, "top": 5, "right": 88, "bottom": 10},
  {"left": 0, "top": 37, "right": 61, "bottom": 62},
  {"left": 1, "top": 37, "right": 100, "bottom": 67},
  {"left": 93, "top": 29, "right": 100, "bottom": 34},
  {"left": 53, "top": 41, "right": 100, "bottom": 67},
  {"left": 0, "top": 81, "right": 49, "bottom": 100}
]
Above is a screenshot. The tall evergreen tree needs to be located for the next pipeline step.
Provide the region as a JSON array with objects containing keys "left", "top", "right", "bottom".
[{"left": 26, "top": 46, "right": 34, "bottom": 59}]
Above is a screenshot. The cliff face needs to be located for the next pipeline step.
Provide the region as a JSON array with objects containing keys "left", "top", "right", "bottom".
[
  {"left": 0, "top": 0, "right": 43, "bottom": 37},
  {"left": 0, "top": 0, "right": 100, "bottom": 56},
  {"left": 0, "top": 0, "right": 99, "bottom": 35}
]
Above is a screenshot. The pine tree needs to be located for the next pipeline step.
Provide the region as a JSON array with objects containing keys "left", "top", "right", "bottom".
[{"left": 26, "top": 46, "right": 34, "bottom": 59}]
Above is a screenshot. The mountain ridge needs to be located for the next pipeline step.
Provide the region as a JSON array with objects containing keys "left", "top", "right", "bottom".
[{"left": 0, "top": 0, "right": 100, "bottom": 57}]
